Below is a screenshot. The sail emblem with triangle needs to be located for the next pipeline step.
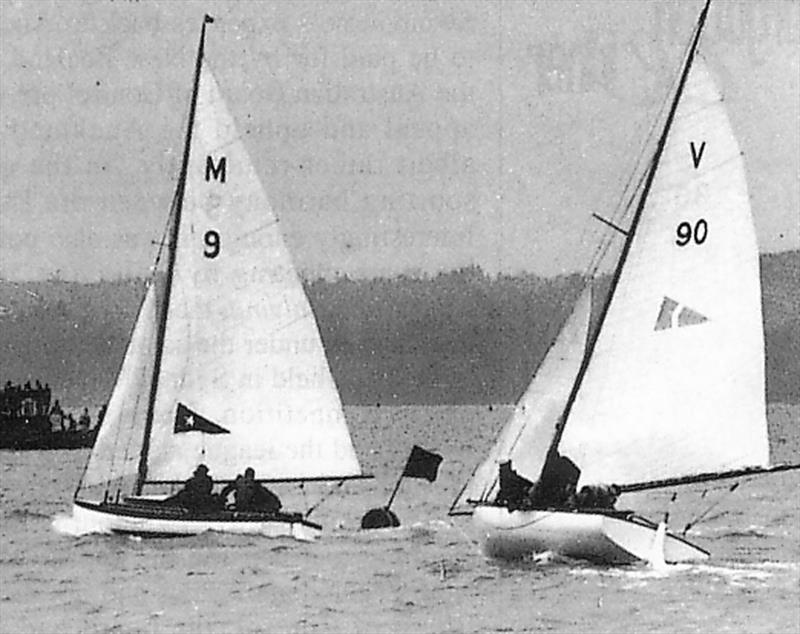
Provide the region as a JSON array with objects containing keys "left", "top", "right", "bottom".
[
  {"left": 654, "top": 296, "right": 708, "bottom": 330},
  {"left": 174, "top": 403, "right": 229, "bottom": 434}
]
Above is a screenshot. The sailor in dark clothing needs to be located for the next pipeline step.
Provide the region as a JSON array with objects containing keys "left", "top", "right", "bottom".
[
  {"left": 220, "top": 473, "right": 245, "bottom": 509},
  {"left": 574, "top": 484, "right": 620, "bottom": 509},
  {"left": 164, "top": 464, "right": 218, "bottom": 510},
  {"left": 496, "top": 461, "right": 534, "bottom": 510},
  {"left": 526, "top": 453, "right": 581, "bottom": 509},
  {"left": 238, "top": 467, "right": 281, "bottom": 513}
]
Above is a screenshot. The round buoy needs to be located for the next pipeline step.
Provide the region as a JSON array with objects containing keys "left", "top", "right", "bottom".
[{"left": 360, "top": 506, "right": 400, "bottom": 529}]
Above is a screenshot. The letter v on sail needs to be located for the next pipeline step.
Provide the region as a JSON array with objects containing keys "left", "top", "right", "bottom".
[{"left": 71, "top": 16, "right": 368, "bottom": 540}]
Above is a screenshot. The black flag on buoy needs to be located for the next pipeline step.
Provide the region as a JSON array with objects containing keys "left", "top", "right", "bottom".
[
  {"left": 402, "top": 445, "right": 443, "bottom": 482},
  {"left": 361, "top": 445, "right": 443, "bottom": 530}
]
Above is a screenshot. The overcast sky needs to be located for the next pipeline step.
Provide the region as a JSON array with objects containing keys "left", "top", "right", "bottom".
[{"left": 1, "top": 0, "right": 798, "bottom": 281}]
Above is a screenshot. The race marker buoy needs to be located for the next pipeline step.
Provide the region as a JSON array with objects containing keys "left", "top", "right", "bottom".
[
  {"left": 360, "top": 506, "right": 400, "bottom": 529},
  {"left": 360, "top": 445, "right": 443, "bottom": 530}
]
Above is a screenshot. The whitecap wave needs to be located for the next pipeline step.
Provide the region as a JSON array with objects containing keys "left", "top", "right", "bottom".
[
  {"left": 51, "top": 512, "right": 111, "bottom": 536},
  {"left": 692, "top": 560, "right": 799, "bottom": 578}
]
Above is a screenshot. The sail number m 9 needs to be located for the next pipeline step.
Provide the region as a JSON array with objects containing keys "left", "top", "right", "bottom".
[{"left": 675, "top": 219, "right": 707, "bottom": 246}]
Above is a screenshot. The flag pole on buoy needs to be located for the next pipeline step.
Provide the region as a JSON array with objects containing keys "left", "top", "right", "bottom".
[{"left": 361, "top": 445, "right": 443, "bottom": 529}]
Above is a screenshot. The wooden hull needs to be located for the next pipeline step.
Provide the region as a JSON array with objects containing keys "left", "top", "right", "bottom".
[
  {"left": 72, "top": 499, "right": 321, "bottom": 541},
  {"left": 473, "top": 505, "right": 708, "bottom": 565}
]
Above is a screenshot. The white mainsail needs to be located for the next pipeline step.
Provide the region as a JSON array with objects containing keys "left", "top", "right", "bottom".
[
  {"left": 559, "top": 59, "right": 769, "bottom": 488},
  {"left": 452, "top": 287, "right": 592, "bottom": 511},
  {"left": 80, "top": 281, "right": 159, "bottom": 497},
  {"left": 140, "top": 62, "right": 362, "bottom": 483}
]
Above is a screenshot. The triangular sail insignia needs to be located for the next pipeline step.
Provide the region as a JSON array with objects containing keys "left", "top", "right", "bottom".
[
  {"left": 654, "top": 296, "right": 708, "bottom": 331},
  {"left": 174, "top": 403, "right": 229, "bottom": 434},
  {"left": 677, "top": 306, "right": 707, "bottom": 327}
]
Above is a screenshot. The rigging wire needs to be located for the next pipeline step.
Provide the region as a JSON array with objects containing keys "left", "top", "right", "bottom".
[
  {"left": 304, "top": 479, "right": 346, "bottom": 518},
  {"left": 681, "top": 481, "right": 741, "bottom": 536},
  {"left": 581, "top": 23, "right": 699, "bottom": 281}
]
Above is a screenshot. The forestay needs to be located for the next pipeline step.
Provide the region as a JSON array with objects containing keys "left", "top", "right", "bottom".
[
  {"left": 142, "top": 62, "right": 361, "bottom": 482},
  {"left": 559, "top": 59, "right": 769, "bottom": 488},
  {"left": 452, "top": 287, "right": 591, "bottom": 512}
]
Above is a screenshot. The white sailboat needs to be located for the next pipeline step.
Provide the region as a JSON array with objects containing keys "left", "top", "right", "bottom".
[
  {"left": 450, "top": 0, "right": 799, "bottom": 564},
  {"left": 72, "top": 16, "right": 367, "bottom": 540}
]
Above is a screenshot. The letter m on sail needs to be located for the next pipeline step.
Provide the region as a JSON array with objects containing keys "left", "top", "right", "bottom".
[{"left": 205, "top": 155, "right": 226, "bottom": 183}]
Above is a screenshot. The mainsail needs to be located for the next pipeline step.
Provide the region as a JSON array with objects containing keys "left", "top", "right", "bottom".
[
  {"left": 451, "top": 287, "right": 591, "bottom": 512},
  {"left": 77, "top": 34, "right": 362, "bottom": 501},
  {"left": 558, "top": 58, "right": 769, "bottom": 488},
  {"left": 143, "top": 62, "right": 361, "bottom": 483}
]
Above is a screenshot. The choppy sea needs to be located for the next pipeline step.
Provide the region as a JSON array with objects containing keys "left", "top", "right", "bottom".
[{"left": 1, "top": 405, "right": 798, "bottom": 633}]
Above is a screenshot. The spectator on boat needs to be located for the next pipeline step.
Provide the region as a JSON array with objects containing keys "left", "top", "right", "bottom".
[
  {"left": 238, "top": 467, "right": 281, "bottom": 513},
  {"left": 49, "top": 400, "right": 64, "bottom": 432},
  {"left": 96, "top": 404, "right": 107, "bottom": 429},
  {"left": 67, "top": 413, "right": 77, "bottom": 431},
  {"left": 78, "top": 408, "right": 91, "bottom": 431},
  {"left": 164, "top": 464, "right": 218, "bottom": 510}
]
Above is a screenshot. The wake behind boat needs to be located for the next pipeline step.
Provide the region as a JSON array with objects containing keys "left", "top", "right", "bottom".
[
  {"left": 450, "top": 0, "right": 799, "bottom": 565},
  {"left": 70, "top": 16, "right": 367, "bottom": 539}
]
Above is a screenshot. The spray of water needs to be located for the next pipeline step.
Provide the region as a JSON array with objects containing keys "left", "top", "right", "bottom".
[{"left": 51, "top": 512, "right": 111, "bottom": 537}]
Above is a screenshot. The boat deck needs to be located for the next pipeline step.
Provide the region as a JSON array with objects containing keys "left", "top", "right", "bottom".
[{"left": 74, "top": 498, "right": 321, "bottom": 530}]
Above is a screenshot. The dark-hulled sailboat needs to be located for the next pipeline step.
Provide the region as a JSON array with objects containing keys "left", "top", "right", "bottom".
[{"left": 72, "top": 16, "right": 366, "bottom": 540}]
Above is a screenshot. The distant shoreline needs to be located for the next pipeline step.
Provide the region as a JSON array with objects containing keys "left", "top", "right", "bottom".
[{"left": 2, "top": 251, "right": 798, "bottom": 409}]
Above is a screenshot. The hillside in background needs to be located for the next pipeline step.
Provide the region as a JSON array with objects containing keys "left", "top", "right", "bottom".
[{"left": 1, "top": 251, "right": 798, "bottom": 411}]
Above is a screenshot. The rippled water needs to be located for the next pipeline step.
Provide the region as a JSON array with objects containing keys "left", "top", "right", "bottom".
[{"left": 1, "top": 405, "right": 798, "bottom": 633}]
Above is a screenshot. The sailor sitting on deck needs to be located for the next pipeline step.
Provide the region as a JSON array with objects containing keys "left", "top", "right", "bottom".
[
  {"left": 573, "top": 484, "right": 620, "bottom": 510},
  {"left": 220, "top": 473, "right": 245, "bottom": 509},
  {"left": 525, "top": 453, "right": 581, "bottom": 509},
  {"left": 221, "top": 467, "right": 282, "bottom": 513},
  {"left": 496, "top": 461, "right": 533, "bottom": 510},
  {"left": 164, "top": 464, "right": 219, "bottom": 511},
  {"left": 239, "top": 467, "right": 282, "bottom": 513}
]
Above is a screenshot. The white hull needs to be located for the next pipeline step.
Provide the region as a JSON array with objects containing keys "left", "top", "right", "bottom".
[
  {"left": 72, "top": 500, "right": 321, "bottom": 542},
  {"left": 473, "top": 505, "right": 708, "bottom": 564}
]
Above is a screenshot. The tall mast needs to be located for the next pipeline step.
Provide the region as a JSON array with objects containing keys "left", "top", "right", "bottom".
[
  {"left": 540, "top": 0, "right": 713, "bottom": 476},
  {"left": 135, "top": 15, "right": 214, "bottom": 495}
]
